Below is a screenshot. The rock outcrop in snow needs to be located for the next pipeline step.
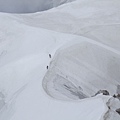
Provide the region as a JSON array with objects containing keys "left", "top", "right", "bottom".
[{"left": 103, "top": 97, "right": 120, "bottom": 120}]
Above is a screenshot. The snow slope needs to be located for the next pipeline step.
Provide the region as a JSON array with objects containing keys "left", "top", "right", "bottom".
[
  {"left": 14, "top": 0, "right": 120, "bottom": 50},
  {"left": 0, "top": 0, "right": 120, "bottom": 120},
  {"left": 0, "top": 0, "right": 75, "bottom": 13},
  {"left": 0, "top": 16, "right": 109, "bottom": 120}
]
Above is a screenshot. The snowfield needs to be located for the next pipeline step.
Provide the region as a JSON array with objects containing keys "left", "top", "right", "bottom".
[
  {"left": 43, "top": 39, "right": 120, "bottom": 100},
  {"left": 0, "top": 0, "right": 120, "bottom": 120},
  {"left": 0, "top": 0, "right": 75, "bottom": 13}
]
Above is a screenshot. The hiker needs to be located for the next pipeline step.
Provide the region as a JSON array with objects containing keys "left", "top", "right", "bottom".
[
  {"left": 49, "top": 54, "right": 51, "bottom": 58},
  {"left": 46, "top": 66, "right": 48, "bottom": 69},
  {"left": 113, "top": 94, "right": 117, "bottom": 98}
]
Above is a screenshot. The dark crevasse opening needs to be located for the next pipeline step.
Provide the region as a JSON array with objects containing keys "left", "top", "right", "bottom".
[{"left": 0, "top": 0, "right": 75, "bottom": 13}]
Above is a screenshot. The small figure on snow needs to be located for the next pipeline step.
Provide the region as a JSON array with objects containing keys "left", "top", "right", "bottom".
[
  {"left": 113, "top": 94, "right": 117, "bottom": 98},
  {"left": 49, "top": 54, "right": 51, "bottom": 58},
  {"left": 46, "top": 66, "right": 48, "bottom": 69}
]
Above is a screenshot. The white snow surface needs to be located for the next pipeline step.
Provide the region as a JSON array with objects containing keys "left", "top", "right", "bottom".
[
  {"left": 0, "top": 0, "right": 75, "bottom": 13},
  {"left": 0, "top": 0, "right": 120, "bottom": 120}
]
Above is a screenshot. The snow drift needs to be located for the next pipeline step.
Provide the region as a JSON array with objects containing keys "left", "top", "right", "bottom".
[{"left": 0, "top": 0, "right": 74, "bottom": 13}]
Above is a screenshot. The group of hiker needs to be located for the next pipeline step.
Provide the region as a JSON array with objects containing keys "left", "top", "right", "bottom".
[{"left": 46, "top": 54, "right": 51, "bottom": 69}]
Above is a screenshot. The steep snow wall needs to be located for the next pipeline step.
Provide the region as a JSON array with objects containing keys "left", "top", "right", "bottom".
[
  {"left": 43, "top": 39, "right": 120, "bottom": 100},
  {"left": 0, "top": 0, "right": 74, "bottom": 13}
]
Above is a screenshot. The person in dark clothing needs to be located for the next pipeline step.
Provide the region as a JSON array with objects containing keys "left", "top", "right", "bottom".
[
  {"left": 46, "top": 66, "right": 48, "bottom": 69},
  {"left": 113, "top": 94, "right": 117, "bottom": 98},
  {"left": 49, "top": 54, "right": 51, "bottom": 58}
]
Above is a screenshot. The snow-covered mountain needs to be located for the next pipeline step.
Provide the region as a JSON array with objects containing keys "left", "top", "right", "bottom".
[{"left": 0, "top": 0, "right": 120, "bottom": 120}]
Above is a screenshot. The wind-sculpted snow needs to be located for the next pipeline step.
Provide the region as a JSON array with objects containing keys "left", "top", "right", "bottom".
[
  {"left": 16, "top": 0, "right": 120, "bottom": 51},
  {"left": 0, "top": 0, "right": 75, "bottom": 13},
  {"left": 43, "top": 72, "right": 87, "bottom": 100}
]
